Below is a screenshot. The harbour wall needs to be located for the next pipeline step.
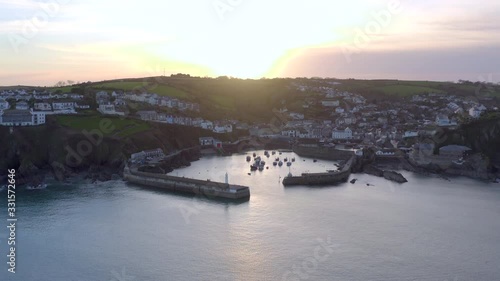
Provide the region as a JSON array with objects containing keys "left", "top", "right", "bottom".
[
  {"left": 123, "top": 167, "right": 250, "bottom": 200},
  {"left": 293, "top": 145, "right": 354, "bottom": 161},
  {"left": 282, "top": 156, "right": 354, "bottom": 186}
]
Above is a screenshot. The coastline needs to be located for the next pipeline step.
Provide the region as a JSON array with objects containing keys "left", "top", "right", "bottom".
[{"left": 8, "top": 144, "right": 500, "bottom": 188}]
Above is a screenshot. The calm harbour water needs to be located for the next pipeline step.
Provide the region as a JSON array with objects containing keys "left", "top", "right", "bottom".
[{"left": 1, "top": 150, "right": 500, "bottom": 281}]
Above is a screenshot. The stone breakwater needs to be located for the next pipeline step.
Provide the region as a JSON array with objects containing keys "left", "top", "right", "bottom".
[
  {"left": 123, "top": 166, "right": 250, "bottom": 200},
  {"left": 293, "top": 145, "right": 354, "bottom": 161},
  {"left": 282, "top": 156, "right": 353, "bottom": 186}
]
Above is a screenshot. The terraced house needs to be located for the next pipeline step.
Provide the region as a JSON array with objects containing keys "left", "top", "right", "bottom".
[{"left": 0, "top": 109, "right": 46, "bottom": 126}]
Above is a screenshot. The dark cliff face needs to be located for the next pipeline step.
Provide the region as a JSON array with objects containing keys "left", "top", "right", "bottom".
[
  {"left": 461, "top": 118, "right": 500, "bottom": 160},
  {"left": 433, "top": 116, "right": 500, "bottom": 162},
  {"left": 0, "top": 121, "right": 224, "bottom": 184}
]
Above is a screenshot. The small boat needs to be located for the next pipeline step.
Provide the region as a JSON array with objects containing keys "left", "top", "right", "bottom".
[
  {"left": 313, "top": 159, "right": 318, "bottom": 163},
  {"left": 350, "top": 179, "right": 357, "bottom": 184},
  {"left": 266, "top": 167, "right": 269, "bottom": 169},
  {"left": 247, "top": 173, "right": 251, "bottom": 175},
  {"left": 291, "top": 158, "right": 295, "bottom": 162},
  {"left": 275, "top": 157, "right": 280, "bottom": 162},
  {"left": 287, "top": 162, "right": 292, "bottom": 166},
  {"left": 284, "top": 158, "right": 288, "bottom": 162},
  {"left": 246, "top": 156, "right": 252, "bottom": 162},
  {"left": 278, "top": 161, "right": 283, "bottom": 167},
  {"left": 273, "top": 162, "right": 277, "bottom": 166}
]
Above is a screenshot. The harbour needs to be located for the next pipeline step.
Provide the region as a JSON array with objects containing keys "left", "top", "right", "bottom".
[
  {"left": 123, "top": 166, "right": 250, "bottom": 200},
  {"left": 2, "top": 151, "right": 500, "bottom": 281}
]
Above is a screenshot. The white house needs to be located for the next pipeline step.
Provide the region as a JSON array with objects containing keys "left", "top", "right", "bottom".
[
  {"left": 75, "top": 103, "right": 90, "bottom": 109},
  {"left": 34, "top": 102, "right": 52, "bottom": 111},
  {"left": 332, "top": 127, "right": 353, "bottom": 140},
  {"left": 469, "top": 107, "right": 485, "bottom": 118},
  {"left": 376, "top": 150, "right": 396, "bottom": 156},
  {"left": 53, "top": 102, "right": 75, "bottom": 110},
  {"left": 98, "top": 104, "right": 122, "bottom": 115},
  {"left": 403, "top": 131, "right": 419, "bottom": 138},
  {"left": 96, "top": 91, "right": 109, "bottom": 99},
  {"left": 160, "top": 98, "right": 172, "bottom": 107},
  {"left": 321, "top": 100, "right": 340, "bottom": 107},
  {"left": 69, "top": 94, "right": 83, "bottom": 99},
  {"left": 130, "top": 148, "right": 165, "bottom": 161},
  {"left": 0, "top": 100, "right": 10, "bottom": 110},
  {"left": 289, "top": 112, "right": 305, "bottom": 120},
  {"left": 199, "top": 137, "right": 222, "bottom": 148},
  {"left": 213, "top": 124, "right": 232, "bottom": 133},
  {"left": 282, "top": 129, "right": 297, "bottom": 138},
  {"left": 0, "top": 109, "right": 46, "bottom": 126},
  {"left": 137, "top": 110, "right": 158, "bottom": 121},
  {"left": 435, "top": 114, "right": 457, "bottom": 127},
  {"left": 201, "top": 120, "right": 214, "bottom": 130}
]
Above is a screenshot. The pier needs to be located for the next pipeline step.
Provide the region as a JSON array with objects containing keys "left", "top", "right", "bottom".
[
  {"left": 282, "top": 156, "right": 354, "bottom": 186},
  {"left": 123, "top": 166, "right": 250, "bottom": 200}
]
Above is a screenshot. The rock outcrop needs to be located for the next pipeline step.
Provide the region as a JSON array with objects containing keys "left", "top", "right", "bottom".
[{"left": 383, "top": 171, "right": 408, "bottom": 183}]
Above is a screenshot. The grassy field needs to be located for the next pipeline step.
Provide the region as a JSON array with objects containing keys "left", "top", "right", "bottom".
[
  {"left": 94, "top": 81, "right": 190, "bottom": 99},
  {"left": 376, "top": 85, "right": 445, "bottom": 96},
  {"left": 54, "top": 115, "right": 150, "bottom": 137},
  {"left": 49, "top": 86, "right": 75, "bottom": 93},
  {"left": 208, "top": 95, "right": 235, "bottom": 109}
]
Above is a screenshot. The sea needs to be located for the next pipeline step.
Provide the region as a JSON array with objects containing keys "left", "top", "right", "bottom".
[{"left": 1, "top": 150, "right": 500, "bottom": 281}]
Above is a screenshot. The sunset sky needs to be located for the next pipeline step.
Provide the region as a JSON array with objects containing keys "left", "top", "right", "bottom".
[{"left": 1, "top": 0, "right": 499, "bottom": 86}]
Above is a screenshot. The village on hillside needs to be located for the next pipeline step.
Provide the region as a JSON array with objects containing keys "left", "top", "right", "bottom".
[{"left": 1, "top": 81, "right": 499, "bottom": 170}]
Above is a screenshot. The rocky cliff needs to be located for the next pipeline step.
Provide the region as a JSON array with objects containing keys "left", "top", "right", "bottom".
[{"left": 0, "top": 118, "right": 231, "bottom": 185}]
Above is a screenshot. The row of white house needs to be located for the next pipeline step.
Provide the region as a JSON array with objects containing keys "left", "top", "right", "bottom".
[
  {"left": 281, "top": 127, "right": 353, "bottom": 140},
  {"left": 0, "top": 91, "right": 83, "bottom": 101},
  {"left": 96, "top": 91, "right": 200, "bottom": 112},
  {"left": 136, "top": 110, "right": 233, "bottom": 133}
]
